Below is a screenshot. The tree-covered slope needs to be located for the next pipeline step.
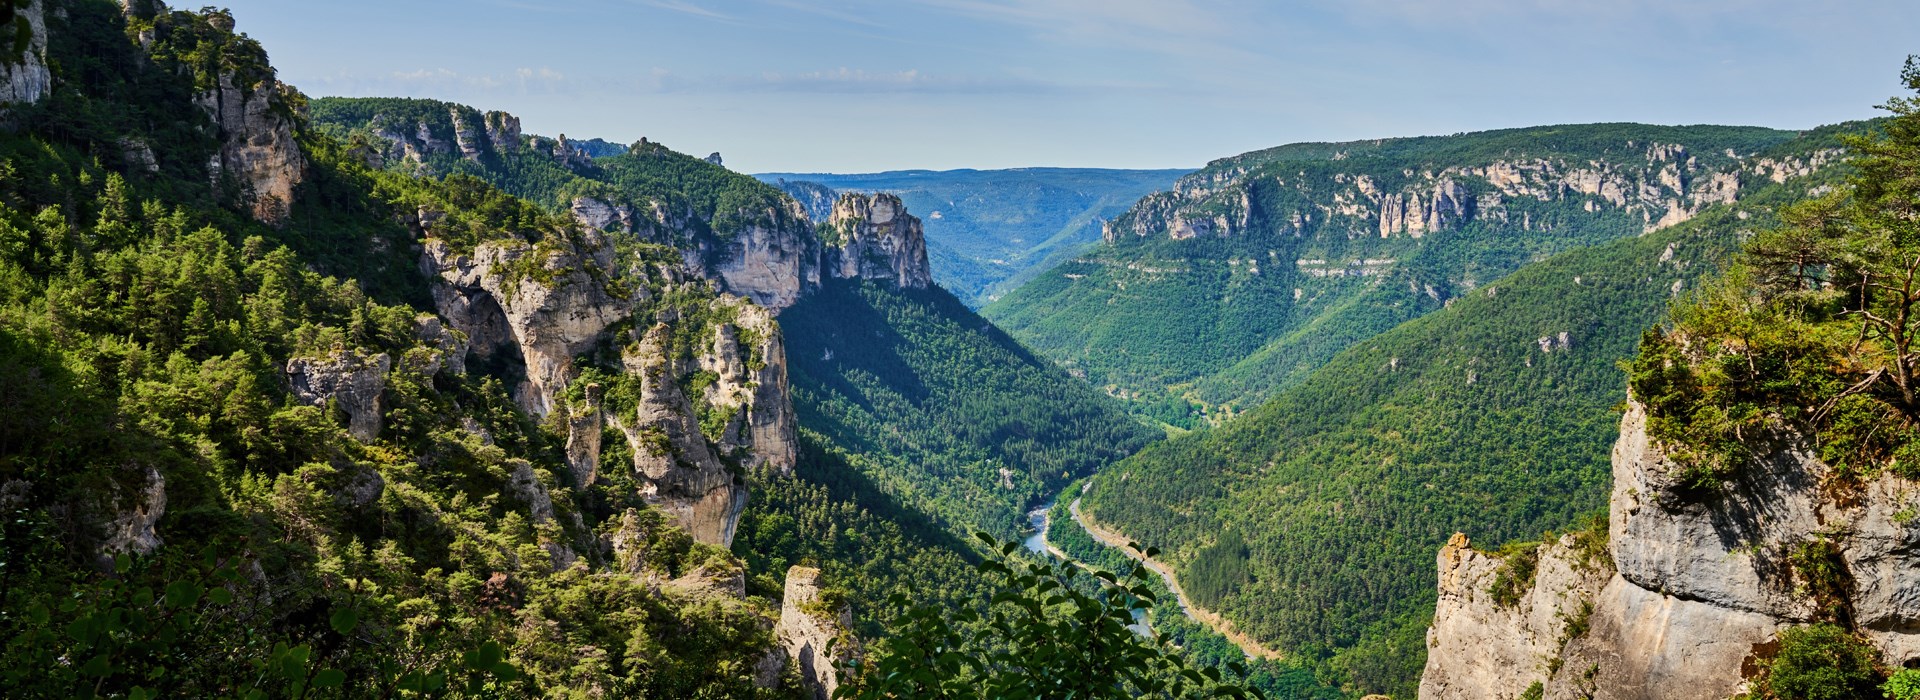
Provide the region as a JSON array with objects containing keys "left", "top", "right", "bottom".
[
  {"left": 0, "top": 2, "right": 814, "bottom": 696},
  {"left": 778, "top": 278, "right": 1159, "bottom": 538},
  {"left": 756, "top": 168, "right": 1189, "bottom": 306},
  {"left": 1072, "top": 125, "right": 1860, "bottom": 697},
  {"left": 984, "top": 124, "right": 1803, "bottom": 421}
]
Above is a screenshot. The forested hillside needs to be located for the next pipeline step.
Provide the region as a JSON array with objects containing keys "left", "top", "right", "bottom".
[
  {"left": 757, "top": 168, "right": 1188, "bottom": 306},
  {"left": 0, "top": 2, "right": 814, "bottom": 695},
  {"left": 780, "top": 279, "right": 1158, "bottom": 537},
  {"left": 1074, "top": 125, "right": 1864, "bottom": 697},
  {"left": 984, "top": 124, "right": 1806, "bottom": 422}
]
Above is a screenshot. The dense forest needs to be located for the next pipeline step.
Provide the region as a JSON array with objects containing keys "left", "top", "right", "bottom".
[
  {"left": 779, "top": 278, "right": 1159, "bottom": 538},
  {"left": 1073, "top": 124, "right": 1864, "bottom": 697},
  {"left": 984, "top": 124, "right": 1804, "bottom": 422},
  {"left": 0, "top": 2, "right": 811, "bottom": 696}
]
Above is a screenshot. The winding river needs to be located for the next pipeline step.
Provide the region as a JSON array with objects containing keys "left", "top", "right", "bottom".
[{"left": 1023, "top": 490, "right": 1283, "bottom": 661}]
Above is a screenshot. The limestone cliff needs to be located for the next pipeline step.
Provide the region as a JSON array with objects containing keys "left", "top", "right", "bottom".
[
  {"left": 197, "top": 75, "right": 306, "bottom": 226},
  {"left": 779, "top": 566, "right": 854, "bottom": 700},
  {"left": 821, "top": 192, "right": 932, "bottom": 289},
  {"left": 0, "top": 0, "right": 51, "bottom": 111},
  {"left": 420, "top": 221, "right": 797, "bottom": 546},
  {"left": 1421, "top": 401, "right": 1920, "bottom": 699},
  {"left": 1106, "top": 139, "right": 1792, "bottom": 247}
]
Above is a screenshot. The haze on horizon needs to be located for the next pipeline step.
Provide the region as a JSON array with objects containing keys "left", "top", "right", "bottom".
[{"left": 222, "top": 0, "right": 1918, "bottom": 173}]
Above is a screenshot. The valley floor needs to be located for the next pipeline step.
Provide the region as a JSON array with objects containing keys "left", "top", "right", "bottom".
[{"left": 1063, "top": 498, "right": 1286, "bottom": 661}]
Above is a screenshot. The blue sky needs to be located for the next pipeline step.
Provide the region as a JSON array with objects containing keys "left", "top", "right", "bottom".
[{"left": 222, "top": 0, "right": 1919, "bottom": 173}]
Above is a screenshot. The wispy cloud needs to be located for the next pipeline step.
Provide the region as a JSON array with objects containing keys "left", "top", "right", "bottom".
[
  {"left": 649, "top": 66, "right": 1064, "bottom": 94},
  {"left": 636, "top": 0, "right": 733, "bottom": 21}
]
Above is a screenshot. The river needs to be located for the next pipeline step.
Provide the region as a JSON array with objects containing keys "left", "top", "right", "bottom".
[{"left": 1023, "top": 499, "right": 1151, "bottom": 637}]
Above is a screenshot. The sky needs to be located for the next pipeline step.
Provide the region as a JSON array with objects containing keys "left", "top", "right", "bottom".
[{"left": 219, "top": 0, "right": 1920, "bottom": 173}]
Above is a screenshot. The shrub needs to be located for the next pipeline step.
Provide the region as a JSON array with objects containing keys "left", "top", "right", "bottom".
[{"left": 1757, "top": 624, "right": 1881, "bottom": 700}]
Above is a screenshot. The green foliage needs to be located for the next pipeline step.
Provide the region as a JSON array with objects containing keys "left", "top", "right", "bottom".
[
  {"left": 1487, "top": 540, "right": 1543, "bottom": 608},
  {"left": 1755, "top": 624, "right": 1883, "bottom": 700},
  {"left": 1630, "top": 59, "right": 1920, "bottom": 488},
  {"left": 1042, "top": 497, "right": 1347, "bottom": 699},
  {"left": 1184, "top": 528, "right": 1250, "bottom": 609},
  {"left": 780, "top": 278, "right": 1157, "bottom": 538},
  {"left": 0, "top": 6, "right": 798, "bottom": 698},
  {"left": 309, "top": 97, "right": 805, "bottom": 245},
  {"left": 986, "top": 123, "right": 1804, "bottom": 416},
  {"left": 1884, "top": 668, "right": 1920, "bottom": 700},
  {"left": 840, "top": 534, "right": 1266, "bottom": 700},
  {"left": 1788, "top": 533, "right": 1855, "bottom": 624},
  {"left": 1069, "top": 126, "right": 1860, "bottom": 696}
]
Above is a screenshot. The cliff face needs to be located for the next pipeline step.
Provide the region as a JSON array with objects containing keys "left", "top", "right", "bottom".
[
  {"left": 822, "top": 192, "right": 931, "bottom": 289},
  {"left": 1421, "top": 401, "right": 1920, "bottom": 699},
  {"left": 421, "top": 223, "right": 797, "bottom": 546},
  {"left": 779, "top": 566, "right": 854, "bottom": 700},
  {"left": 197, "top": 75, "right": 306, "bottom": 226},
  {"left": 1105, "top": 139, "right": 1820, "bottom": 246},
  {"left": 0, "top": 0, "right": 51, "bottom": 110}
]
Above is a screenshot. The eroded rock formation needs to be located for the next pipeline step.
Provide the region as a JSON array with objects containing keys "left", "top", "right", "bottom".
[
  {"left": 197, "top": 75, "right": 306, "bottom": 225},
  {"left": 420, "top": 220, "right": 796, "bottom": 546},
  {"left": 822, "top": 192, "right": 932, "bottom": 289},
  {"left": 1421, "top": 401, "right": 1920, "bottom": 699},
  {"left": 0, "top": 0, "right": 51, "bottom": 111},
  {"left": 286, "top": 349, "right": 391, "bottom": 442},
  {"left": 779, "top": 566, "right": 854, "bottom": 700}
]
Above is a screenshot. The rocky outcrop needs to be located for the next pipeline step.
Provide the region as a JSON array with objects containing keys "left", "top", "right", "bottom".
[
  {"left": 421, "top": 222, "right": 794, "bottom": 545},
  {"left": 506, "top": 460, "right": 577, "bottom": 568},
  {"left": 1107, "top": 139, "right": 1757, "bottom": 247},
  {"left": 0, "top": 0, "right": 51, "bottom": 111},
  {"left": 286, "top": 349, "right": 391, "bottom": 442},
  {"left": 571, "top": 196, "right": 637, "bottom": 235},
  {"left": 698, "top": 302, "right": 798, "bottom": 472},
  {"left": 100, "top": 466, "right": 166, "bottom": 557},
  {"left": 423, "top": 233, "right": 625, "bottom": 418},
  {"left": 779, "top": 566, "right": 853, "bottom": 700},
  {"left": 609, "top": 322, "right": 746, "bottom": 546},
  {"left": 822, "top": 192, "right": 931, "bottom": 289},
  {"left": 1420, "top": 533, "right": 1611, "bottom": 699},
  {"left": 700, "top": 209, "right": 821, "bottom": 311},
  {"left": 198, "top": 75, "right": 307, "bottom": 225},
  {"left": 1421, "top": 401, "right": 1920, "bottom": 699}
]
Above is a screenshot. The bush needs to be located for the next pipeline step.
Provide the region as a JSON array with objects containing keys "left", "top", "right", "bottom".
[
  {"left": 1757, "top": 624, "right": 1881, "bottom": 700},
  {"left": 1885, "top": 668, "right": 1920, "bottom": 700}
]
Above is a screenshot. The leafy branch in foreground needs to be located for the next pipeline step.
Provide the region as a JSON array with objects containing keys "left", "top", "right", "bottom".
[{"left": 838, "top": 533, "right": 1266, "bottom": 700}]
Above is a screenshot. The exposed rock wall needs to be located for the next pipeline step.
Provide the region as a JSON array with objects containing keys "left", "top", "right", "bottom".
[
  {"left": 822, "top": 192, "right": 931, "bottom": 289},
  {"left": 1421, "top": 401, "right": 1920, "bottom": 699},
  {"left": 779, "top": 566, "right": 853, "bottom": 700},
  {"left": 1421, "top": 533, "right": 1611, "bottom": 699},
  {"left": 700, "top": 209, "right": 821, "bottom": 310},
  {"left": 420, "top": 221, "right": 795, "bottom": 546},
  {"left": 0, "top": 0, "right": 51, "bottom": 110},
  {"left": 286, "top": 349, "right": 391, "bottom": 442},
  {"left": 197, "top": 75, "right": 306, "bottom": 225},
  {"left": 1108, "top": 141, "right": 1758, "bottom": 246}
]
